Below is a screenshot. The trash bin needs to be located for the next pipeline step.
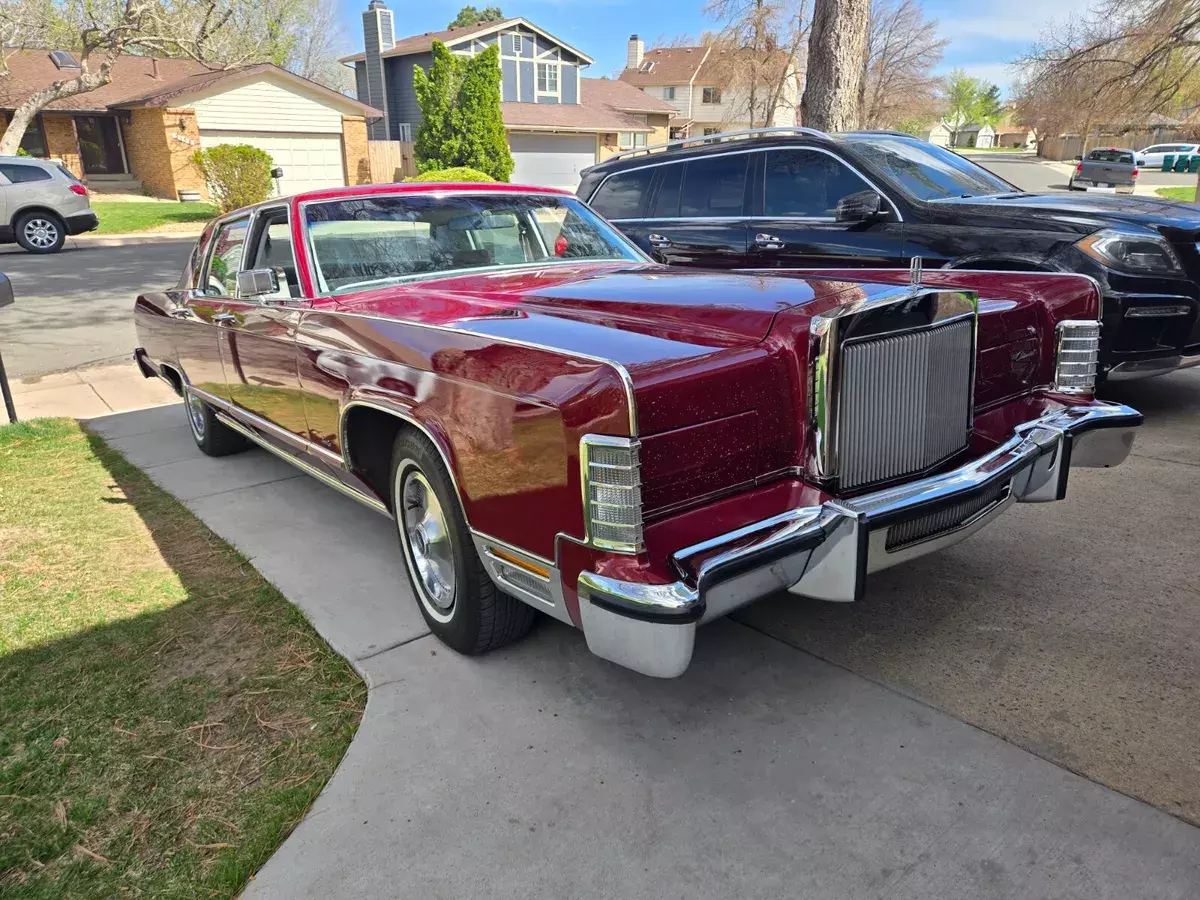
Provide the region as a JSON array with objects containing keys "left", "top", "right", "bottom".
[
  {"left": 1189, "top": 155, "right": 1200, "bottom": 173},
  {"left": 1163, "top": 154, "right": 1175, "bottom": 171},
  {"left": 1175, "top": 155, "right": 1190, "bottom": 172}
]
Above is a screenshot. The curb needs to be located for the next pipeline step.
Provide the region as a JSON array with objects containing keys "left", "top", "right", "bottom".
[{"left": 71, "top": 232, "right": 203, "bottom": 247}]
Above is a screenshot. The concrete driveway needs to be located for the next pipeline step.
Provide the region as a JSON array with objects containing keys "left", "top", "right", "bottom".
[
  {"left": 86, "top": 370, "right": 1200, "bottom": 899},
  {"left": 0, "top": 237, "right": 193, "bottom": 377}
]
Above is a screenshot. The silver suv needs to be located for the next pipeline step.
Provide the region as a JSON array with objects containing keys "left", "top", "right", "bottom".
[{"left": 0, "top": 156, "right": 98, "bottom": 253}]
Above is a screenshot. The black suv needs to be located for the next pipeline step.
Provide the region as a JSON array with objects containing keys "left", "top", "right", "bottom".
[{"left": 577, "top": 128, "right": 1200, "bottom": 380}]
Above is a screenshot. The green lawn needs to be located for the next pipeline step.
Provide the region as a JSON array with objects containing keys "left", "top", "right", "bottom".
[
  {"left": 91, "top": 202, "right": 216, "bottom": 234},
  {"left": 1155, "top": 186, "right": 1197, "bottom": 203},
  {"left": 0, "top": 419, "right": 364, "bottom": 898}
]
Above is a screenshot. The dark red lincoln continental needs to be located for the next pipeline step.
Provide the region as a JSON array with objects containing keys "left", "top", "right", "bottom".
[{"left": 134, "top": 182, "right": 1142, "bottom": 677}]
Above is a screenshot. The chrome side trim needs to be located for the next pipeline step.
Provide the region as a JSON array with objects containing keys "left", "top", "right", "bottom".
[
  {"left": 320, "top": 310, "right": 640, "bottom": 436},
  {"left": 192, "top": 385, "right": 324, "bottom": 459},
  {"left": 210, "top": 407, "right": 391, "bottom": 517}
]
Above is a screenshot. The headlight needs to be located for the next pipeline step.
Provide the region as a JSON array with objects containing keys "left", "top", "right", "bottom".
[
  {"left": 580, "top": 434, "right": 644, "bottom": 553},
  {"left": 1076, "top": 228, "right": 1182, "bottom": 275}
]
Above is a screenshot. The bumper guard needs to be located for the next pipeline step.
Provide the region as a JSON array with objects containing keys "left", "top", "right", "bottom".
[{"left": 577, "top": 402, "right": 1142, "bottom": 678}]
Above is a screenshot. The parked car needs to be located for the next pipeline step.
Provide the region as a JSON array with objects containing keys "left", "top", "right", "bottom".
[
  {"left": 0, "top": 156, "right": 97, "bottom": 252},
  {"left": 1134, "top": 142, "right": 1200, "bottom": 168},
  {"left": 133, "top": 182, "right": 1141, "bottom": 678},
  {"left": 578, "top": 128, "right": 1200, "bottom": 380},
  {"left": 1068, "top": 147, "right": 1138, "bottom": 193}
]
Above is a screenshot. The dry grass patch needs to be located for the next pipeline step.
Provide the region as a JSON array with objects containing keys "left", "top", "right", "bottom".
[{"left": 0, "top": 419, "right": 365, "bottom": 898}]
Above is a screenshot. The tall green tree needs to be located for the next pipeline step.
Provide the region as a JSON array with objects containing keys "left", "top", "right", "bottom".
[
  {"left": 447, "top": 5, "right": 504, "bottom": 29},
  {"left": 944, "top": 68, "right": 983, "bottom": 129},
  {"left": 978, "top": 82, "right": 1003, "bottom": 124},
  {"left": 413, "top": 42, "right": 513, "bottom": 181}
]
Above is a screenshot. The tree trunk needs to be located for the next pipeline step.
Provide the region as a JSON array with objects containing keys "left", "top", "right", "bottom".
[
  {"left": 800, "top": 0, "right": 870, "bottom": 131},
  {"left": 0, "top": 58, "right": 121, "bottom": 156}
]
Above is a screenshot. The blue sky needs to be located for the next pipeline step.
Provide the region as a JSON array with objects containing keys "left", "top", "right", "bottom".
[{"left": 334, "top": 0, "right": 1094, "bottom": 97}]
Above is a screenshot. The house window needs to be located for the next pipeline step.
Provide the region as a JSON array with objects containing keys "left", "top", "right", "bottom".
[
  {"left": 702, "top": 87, "right": 721, "bottom": 104},
  {"left": 12, "top": 115, "right": 48, "bottom": 158},
  {"left": 703, "top": 127, "right": 719, "bottom": 136},
  {"left": 617, "top": 132, "right": 647, "bottom": 150},
  {"left": 537, "top": 63, "right": 559, "bottom": 95},
  {"left": 663, "top": 86, "right": 676, "bottom": 100},
  {"left": 504, "top": 33, "right": 524, "bottom": 56}
]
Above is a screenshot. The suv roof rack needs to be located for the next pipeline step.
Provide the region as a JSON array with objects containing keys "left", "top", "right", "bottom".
[{"left": 604, "top": 126, "right": 829, "bottom": 163}]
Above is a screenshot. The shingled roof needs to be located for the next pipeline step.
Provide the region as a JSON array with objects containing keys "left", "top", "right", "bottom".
[
  {"left": 502, "top": 77, "right": 674, "bottom": 133},
  {"left": 0, "top": 51, "right": 380, "bottom": 118},
  {"left": 618, "top": 47, "right": 711, "bottom": 87}
]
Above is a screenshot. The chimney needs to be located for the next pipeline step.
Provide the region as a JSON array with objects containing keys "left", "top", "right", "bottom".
[
  {"left": 626, "top": 34, "right": 644, "bottom": 71},
  {"left": 362, "top": 0, "right": 394, "bottom": 140},
  {"left": 150, "top": 57, "right": 160, "bottom": 79}
]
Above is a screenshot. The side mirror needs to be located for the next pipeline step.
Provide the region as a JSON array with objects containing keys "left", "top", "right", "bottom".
[
  {"left": 0, "top": 273, "right": 13, "bottom": 309},
  {"left": 1074, "top": 155, "right": 1084, "bottom": 162},
  {"left": 236, "top": 268, "right": 280, "bottom": 298},
  {"left": 835, "top": 190, "right": 885, "bottom": 223}
]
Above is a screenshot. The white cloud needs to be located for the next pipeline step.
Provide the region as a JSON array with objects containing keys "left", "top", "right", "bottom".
[
  {"left": 938, "top": 61, "right": 1022, "bottom": 91},
  {"left": 935, "top": 0, "right": 1095, "bottom": 48}
]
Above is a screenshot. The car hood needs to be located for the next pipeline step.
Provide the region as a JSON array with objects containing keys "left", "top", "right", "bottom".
[
  {"left": 931, "top": 192, "right": 1200, "bottom": 236},
  {"left": 336, "top": 262, "right": 884, "bottom": 360}
]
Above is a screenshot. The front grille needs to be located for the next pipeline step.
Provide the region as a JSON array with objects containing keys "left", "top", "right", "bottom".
[
  {"left": 886, "top": 482, "right": 1008, "bottom": 552},
  {"left": 839, "top": 318, "right": 974, "bottom": 490}
]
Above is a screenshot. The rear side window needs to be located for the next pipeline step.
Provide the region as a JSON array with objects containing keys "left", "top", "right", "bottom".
[
  {"left": 680, "top": 154, "right": 748, "bottom": 217},
  {"left": 1086, "top": 149, "right": 1134, "bottom": 164},
  {"left": 0, "top": 164, "right": 52, "bottom": 183},
  {"left": 203, "top": 218, "right": 249, "bottom": 296},
  {"left": 589, "top": 168, "right": 654, "bottom": 220}
]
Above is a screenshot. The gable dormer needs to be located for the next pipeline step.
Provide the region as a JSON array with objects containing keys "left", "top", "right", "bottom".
[{"left": 443, "top": 21, "right": 589, "bottom": 105}]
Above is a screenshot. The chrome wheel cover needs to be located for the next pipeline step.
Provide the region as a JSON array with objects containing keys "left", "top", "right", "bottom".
[
  {"left": 398, "top": 467, "right": 456, "bottom": 621},
  {"left": 186, "top": 390, "right": 206, "bottom": 441},
  {"left": 23, "top": 218, "right": 59, "bottom": 249}
]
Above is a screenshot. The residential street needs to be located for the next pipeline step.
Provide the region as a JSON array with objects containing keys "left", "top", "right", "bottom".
[
  {"left": 0, "top": 238, "right": 193, "bottom": 378},
  {"left": 87, "top": 368, "right": 1200, "bottom": 899},
  {"left": 963, "top": 149, "right": 1200, "bottom": 192}
]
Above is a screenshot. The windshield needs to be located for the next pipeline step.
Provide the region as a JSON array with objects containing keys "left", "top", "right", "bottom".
[
  {"left": 1086, "top": 149, "right": 1134, "bottom": 164},
  {"left": 838, "top": 135, "right": 1016, "bottom": 201},
  {"left": 305, "top": 193, "right": 643, "bottom": 294}
]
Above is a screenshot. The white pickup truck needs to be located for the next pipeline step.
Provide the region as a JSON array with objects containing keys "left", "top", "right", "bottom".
[{"left": 1068, "top": 148, "right": 1138, "bottom": 194}]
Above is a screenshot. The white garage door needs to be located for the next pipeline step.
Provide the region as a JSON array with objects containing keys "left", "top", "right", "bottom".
[
  {"left": 199, "top": 131, "right": 345, "bottom": 195},
  {"left": 509, "top": 133, "right": 596, "bottom": 190}
]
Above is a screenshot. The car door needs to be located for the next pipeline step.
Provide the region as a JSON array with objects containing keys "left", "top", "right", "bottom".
[
  {"left": 641, "top": 153, "right": 753, "bottom": 268},
  {"left": 217, "top": 205, "right": 311, "bottom": 444},
  {"left": 746, "top": 147, "right": 907, "bottom": 269},
  {"left": 176, "top": 216, "right": 248, "bottom": 401}
]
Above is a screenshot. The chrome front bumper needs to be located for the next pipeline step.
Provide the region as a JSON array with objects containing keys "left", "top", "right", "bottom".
[
  {"left": 577, "top": 402, "right": 1142, "bottom": 678},
  {"left": 1108, "top": 352, "right": 1200, "bottom": 380}
]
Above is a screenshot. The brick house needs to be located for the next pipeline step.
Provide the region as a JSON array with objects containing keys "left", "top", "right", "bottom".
[
  {"left": 341, "top": 3, "right": 675, "bottom": 189},
  {"left": 0, "top": 50, "right": 382, "bottom": 199}
]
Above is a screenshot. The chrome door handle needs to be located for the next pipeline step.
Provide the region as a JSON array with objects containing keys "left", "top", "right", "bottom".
[
  {"left": 755, "top": 233, "right": 785, "bottom": 250},
  {"left": 169, "top": 307, "right": 191, "bottom": 318},
  {"left": 648, "top": 233, "right": 672, "bottom": 249},
  {"left": 213, "top": 312, "right": 238, "bottom": 324}
]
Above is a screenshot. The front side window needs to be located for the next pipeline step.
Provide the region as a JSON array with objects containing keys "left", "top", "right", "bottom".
[
  {"left": 304, "top": 193, "right": 642, "bottom": 294},
  {"left": 203, "top": 218, "right": 249, "bottom": 296},
  {"left": 840, "top": 135, "right": 1014, "bottom": 201},
  {"left": 0, "top": 163, "right": 51, "bottom": 184},
  {"left": 764, "top": 149, "right": 874, "bottom": 218},
  {"left": 588, "top": 168, "right": 655, "bottom": 220},
  {"left": 537, "top": 63, "right": 559, "bottom": 94},
  {"left": 680, "top": 153, "right": 747, "bottom": 217},
  {"left": 245, "top": 210, "right": 301, "bottom": 299},
  {"left": 702, "top": 87, "right": 721, "bottom": 104}
]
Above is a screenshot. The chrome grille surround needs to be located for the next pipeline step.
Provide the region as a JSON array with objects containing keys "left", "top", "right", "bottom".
[{"left": 811, "top": 288, "right": 978, "bottom": 492}]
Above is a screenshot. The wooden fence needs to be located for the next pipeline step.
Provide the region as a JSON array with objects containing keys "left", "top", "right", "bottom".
[
  {"left": 1040, "top": 129, "right": 1190, "bottom": 161},
  {"left": 367, "top": 140, "right": 416, "bottom": 183}
]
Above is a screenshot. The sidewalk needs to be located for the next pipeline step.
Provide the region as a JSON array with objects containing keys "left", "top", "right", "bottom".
[
  {"left": 8, "top": 360, "right": 178, "bottom": 419},
  {"left": 81, "top": 404, "right": 1200, "bottom": 900}
]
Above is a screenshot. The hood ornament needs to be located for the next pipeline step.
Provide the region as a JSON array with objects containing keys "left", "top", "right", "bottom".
[{"left": 909, "top": 256, "right": 923, "bottom": 294}]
